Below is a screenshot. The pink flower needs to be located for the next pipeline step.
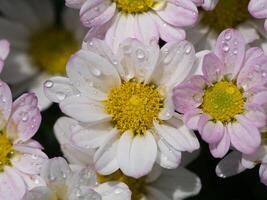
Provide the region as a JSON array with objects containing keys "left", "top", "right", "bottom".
[
  {"left": 249, "top": 0, "right": 267, "bottom": 31},
  {"left": 173, "top": 28, "right": 267, "bottom": 158},
  {"left": 66, "top": 0, "right": 199, "bottom": 51},
  {"left": 0, "top": 90, "right": 47, "bottom": 200}
]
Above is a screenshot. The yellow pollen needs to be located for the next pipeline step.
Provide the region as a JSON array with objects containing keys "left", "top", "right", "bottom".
[
  {"left": 104, "top": 81, "right": 163, "bottom": 135},
  {"left": 97, "top": 170, "right": 146, "bottom": 200},
  {"left": 201, "top": 0, "right": 250, "bottom": 33},
  {"left": 30, "top": 27, "right": 79, "bottom": 75},
  {"left": 0, "top": 133, "right": 14, "bottom": 172},
  {"left": 113, "top": 0, "right": 162, "bottom": 13},
  {"left": 201, "top": 81, "right": 244, "bottom": 123}
]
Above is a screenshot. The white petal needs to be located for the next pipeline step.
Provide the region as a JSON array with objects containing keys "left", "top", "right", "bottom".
[
  {"left": 154, "top": 40, "right": 196, "bottom": 91},
  {"left": 66, "top": 50, "right": 121, "bottom": 101},
  {"left": 117, "top": 131, "right": 157, "bottom": 178},
  {"left": 94, "top": 132, "right": 119, "bottom": 175},
  {"left": 60, "top": 95, "right": 111, "bottom": 123},
  {"left": 216, "top": 151, "right": 247, "bottom": 178},
  {"left": 44, "top": 76, "right": 79, "bottom": 103},
  {"left": 116, "top": 38, "right": 160, "bottom": 83},
  {"left": 0, "top": 167, "right": 26, "bottom": 200},
  {"left": 95, "top": 182, "right": 131, "bottom": 200},
  {"left": 150, "top": 168, "right": 201, "bottom": 200}
]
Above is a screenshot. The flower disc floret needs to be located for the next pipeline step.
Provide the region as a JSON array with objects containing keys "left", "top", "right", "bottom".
[
  {"left": 201, "top": 0, "right": 250, "bottom": 32},
  {"left": 30, "top": 27, "right": 78, "bottom": 75},
  {"left": 97, "top": 170, "right": 146, "bottom": 200},
  {"left": 105, "top": 80, "right": 163, "bottom": 135},
  {"left": 202, "top": 81, "right": 244, "bottom": 123},
  {"left": 113, "top": 0, "right": 154, "bottom": 13},
  {"left": 0, "top": 133, "right": 14, "bottom": 171}
]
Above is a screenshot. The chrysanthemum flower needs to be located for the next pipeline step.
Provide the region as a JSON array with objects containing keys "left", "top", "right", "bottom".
[
  {"left": 187, "top": 0, "right": 267, "bottom": 52},
  {"left": 0, "top": 40, "right": 47, "bottom": 199},
  {"left": 97, "top": 165, "right": 201, "bottom": 200},
  {"left": 249, "top": 0, "right": 267, "bottom": 31},
  {"left": 23, "top": 157, "right": 131, "bottom": 200},
  {"left": 0, "top": 0, "right": 85, "bottom": 110},
  {"left": 44, "top": 38, "right": 200, "bottom": 178},
  {"left": 0, "top": 89, "right": 47, "bottom": 199},
  {"left": 53, "top": 119, "right": 201, "bottom": 200},
  {"left": 66, "top": 0, "right": 199, "bottom": 52},
  {"left": 173, "top": 29, "right": 267, "bottom": 158}
]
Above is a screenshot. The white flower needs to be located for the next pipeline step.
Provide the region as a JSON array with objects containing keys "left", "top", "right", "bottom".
[
  {"left": 186, "top": 0, "right": 267, "bottom": 52},
  {"left": 44, "top": 38, "right": 200, "bottom": 178},
  {"left": 54, "top": 120, "right": 202, "bottom": 200},
  {"left": 23, "top": 157, "right": 131, "bottom": 200},
  {"left": 0, "top": 0, "right": 85, "bottom": 110}
]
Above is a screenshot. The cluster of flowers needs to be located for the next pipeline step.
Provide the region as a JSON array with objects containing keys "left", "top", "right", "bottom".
[{"left": 0, "top": 0, "right": 266, "bottom": 199}]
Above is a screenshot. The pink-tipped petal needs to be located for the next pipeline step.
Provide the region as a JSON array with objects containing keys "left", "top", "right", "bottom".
[
  {"left": 215, "top": 29, "right": 245, "bottom": 79},
  {"left": 0, "top": 80, "right": 12, "bottom": 130},
  {"left": 237, "top": 47, "right": 267, "bottom": 90},
  {"left": 200, "top": 121, "right": 224, "bottom": 144},
  {"left": 202, "top": 53, "right": 224, "bottom": 83},
  {"left": 229, "top": 120, "right": 261, "bottom": 154},
  {"left": 65, "top": 0, "right": 85, "bottom": 9},
  {"left": 156, "top": 0, "right": 198, "bottom": 27},
  {"left": 248, "top": 0, "right": 267, "bottom": 19},
  {"left": 173, "top": 83, "right": 203, "bottom": 113},
  {"left": 209, "top": 127, "right": 230, "bottom": 158},
  {"left": 183, "top": 109, "right": 203, "bottom": 130},
  {"left": 7, "top": 93, "right": 41, "bottom": 142}
]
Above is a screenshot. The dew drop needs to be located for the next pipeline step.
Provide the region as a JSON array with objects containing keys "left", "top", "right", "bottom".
[
  {"left": 44, "top": 80, "right": 54, "bottom": 88},
  {"left": 184, "top": 44, "right": 192, "bottom": 54},
  {"left": 91, "top": 68, "right": 101, "bottom": 76},
  {"left": 223, "top": 45, "right": 230, "bottom": 52},
  {"left": 224, "top": 30, "right": 232, "bottom": 41},
  {"left": 56, "top": 92, "right": 66, "bottom": 101},
  {"left": 233, "top": 48, "right": 238, "bottom": 55},
  {"left": 136, "top": 49, "right": 145, "bottom": 60},
  {"left": 114, "top": 188, "right": 124, "bottom": 194}
]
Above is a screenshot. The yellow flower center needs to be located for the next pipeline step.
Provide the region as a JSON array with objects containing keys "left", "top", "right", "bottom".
[
  {"left": 113, "top": 0, "right": 164, "bottom": 13},
  {"left": 201, "top": 0, "right": 250, "bottom": 33},
  {"left": 201, "top": 81, "right": 244, "bottom": 123},
  {"left": 0, "top": 133, "right": 14, "bottom": 172},
  {"left": 105, "top": 81, "right": 163, "bottom": 135},
  {"left": 30, "top": 27, "right": 79, "bottom": 75},
  {"left": 97, "top": 170, "right": 146, "bottom": 200}
]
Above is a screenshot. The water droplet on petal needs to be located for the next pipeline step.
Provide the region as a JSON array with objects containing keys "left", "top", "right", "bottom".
[
  {"left": 223, "top": 45, "right": 230, "bottom": 52},
  {"left": 136, "top": 49, "right": 145, "bottom": 60},
  {"left": 56, "top": 92, "right": 66, "bottom": 101},
  {"left": 114, "top": 188, "right": 124, "bottom": 194},
  {"left": 224, "top": 30, "right": 232, "bottom": 41},
  {"left": 184, "top": 44, "right": 192, "bottom": 54},
  {"left": 91, "top": 68, "right": 101, "bottom": 76},
  {"left": 44, "top": 80, "right": 54, "bottom": 88}
]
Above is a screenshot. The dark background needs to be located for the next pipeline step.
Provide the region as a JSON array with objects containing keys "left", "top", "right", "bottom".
[{"left": 30, "top": 0, "right": 267, "bottom": 199}]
